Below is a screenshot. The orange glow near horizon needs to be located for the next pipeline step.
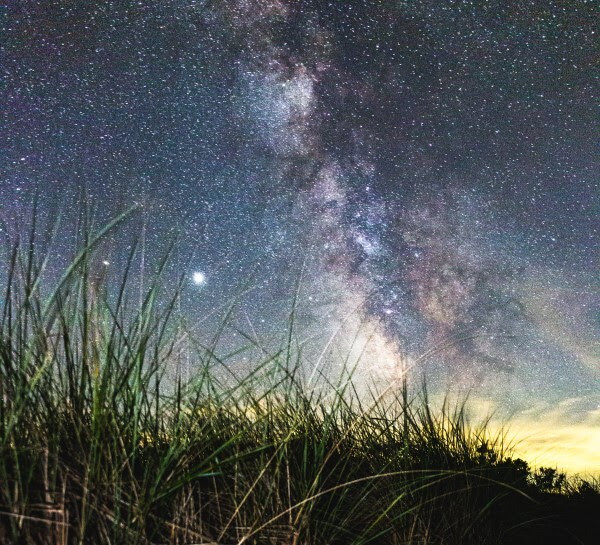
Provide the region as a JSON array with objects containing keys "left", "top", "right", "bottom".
[{"left": 467, "top": 396, "right": 600, "bottom": 477}]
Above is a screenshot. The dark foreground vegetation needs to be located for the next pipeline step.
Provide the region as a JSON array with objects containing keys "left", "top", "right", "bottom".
[{"left": 0, "top": 212, "right": 598, "bottom": 544}]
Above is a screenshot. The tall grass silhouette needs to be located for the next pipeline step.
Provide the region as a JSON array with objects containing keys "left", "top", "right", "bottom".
[{"left": 0, "top": 208, "right": 597, "bottom": 544}]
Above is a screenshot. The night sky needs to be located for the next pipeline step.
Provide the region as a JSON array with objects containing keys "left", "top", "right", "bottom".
[{"left": 1, "top": 1, "right": 598, "bottom": 473}]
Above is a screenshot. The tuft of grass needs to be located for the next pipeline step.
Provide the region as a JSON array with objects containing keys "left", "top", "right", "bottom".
[{"left": 0, "top": 212, "right": 598, "bottom": 545}]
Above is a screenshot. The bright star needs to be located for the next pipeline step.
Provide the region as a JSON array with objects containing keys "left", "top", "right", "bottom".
[{"left": 192, "top": 272, "right": 206, "bottom": 285}]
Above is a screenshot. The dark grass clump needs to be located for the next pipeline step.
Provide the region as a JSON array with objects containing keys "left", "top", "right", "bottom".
[{"left": 0, "top": 213, "right": 598, "bottom": 545}]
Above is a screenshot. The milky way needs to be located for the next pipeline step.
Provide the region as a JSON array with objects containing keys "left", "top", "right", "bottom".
[{"left": 1, "top": 1, "right": 598, "bottom": 472}]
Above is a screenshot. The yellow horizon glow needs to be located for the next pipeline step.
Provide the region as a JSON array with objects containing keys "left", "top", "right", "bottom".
[
  {"left": 466, "top": 396, "right": 600, "bottom": 477},
  {"left": 500, "top": 420, "right": 600, "bottom": 478}
]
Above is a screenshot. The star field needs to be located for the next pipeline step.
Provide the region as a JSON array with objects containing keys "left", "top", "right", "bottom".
[{"left": 1, "top": 0, "right": 598, "bottom": 472}]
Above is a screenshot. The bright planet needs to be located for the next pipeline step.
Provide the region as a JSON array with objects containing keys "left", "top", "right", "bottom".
[{"left": 192, "top": 272, "right": 206, "bottom": 285}]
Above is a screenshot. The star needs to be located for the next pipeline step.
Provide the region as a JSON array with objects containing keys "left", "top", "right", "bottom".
[{"left": 192, "top": 272, "right": 206, "bottom": 286}]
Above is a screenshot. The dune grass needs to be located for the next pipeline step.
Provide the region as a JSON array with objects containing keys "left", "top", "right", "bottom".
[{"left": 0, "top": 211, "right": 598, "bottom": 544}]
